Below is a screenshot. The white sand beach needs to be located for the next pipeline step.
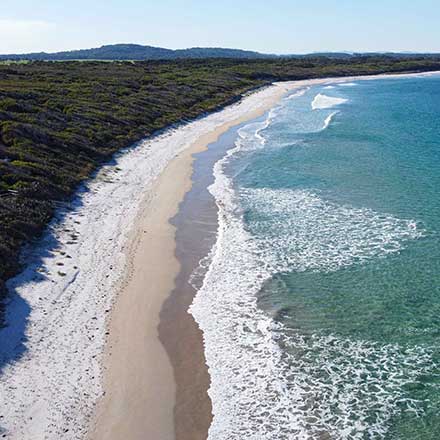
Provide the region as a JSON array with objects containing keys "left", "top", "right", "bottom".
[
  {"left": 0, "top": 71, "right": 438, "bottom": 439},
  {"left": 0, "top": 80, "right": 297, "bottom": 439}
]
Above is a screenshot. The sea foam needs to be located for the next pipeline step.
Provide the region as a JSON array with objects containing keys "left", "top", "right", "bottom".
[
  {"left": 190, "top": 102, "right": 430, "bottom": 439},
  {"left": 312, "top": 93, "right": 348, "bottom": 110},
  {"left": 339, "top": 82, "right": 358, "bottom": 87},
  {"left": 285, "top": 87, "right": 310, "bottom": 100},
  {"left": 322, "top": 111, "right": 338, "bottom": 130},
  {"left": 0, "top": 84, "right": 287, "bottom": 439}
]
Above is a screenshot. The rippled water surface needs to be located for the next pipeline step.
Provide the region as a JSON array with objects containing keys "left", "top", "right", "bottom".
[{"left": 191, "top": 75, "right": 440, "bottom": 440}]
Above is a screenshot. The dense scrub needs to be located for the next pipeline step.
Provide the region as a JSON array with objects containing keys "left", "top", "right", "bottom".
[{"left": 1, "top": 56, "right": 440, "bottom": 309}]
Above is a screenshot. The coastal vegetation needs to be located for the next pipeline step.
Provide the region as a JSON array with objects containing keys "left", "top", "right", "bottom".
[{"left": 1, "top": 55, "right": 440, "bottom": 312}]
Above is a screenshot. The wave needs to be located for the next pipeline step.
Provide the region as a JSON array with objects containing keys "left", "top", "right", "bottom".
[
  {"left": 241, "top": 187, "right": 423, "bottom": 273},
  {"left": 312, "top": 93, "right": 348, "bottom": 110},
  {"left": 190, "top": 112, "right": 429, "bottom": 439},
  {"left": 242, "top": 96, "right": 290, "bottom": 147},
  {"left": 0, "top": 84, "right": 287, "bottom": 439},
  {"left": 322, "top": 111, "right": 338, "bottom": 130},
  {"left": 339, "top": 82, "right": 358, "bottom": 87},
  {"left": 285, "top": 86, "right": 310, "bottom": 100},
  {"left": 254, "top": 106, "right": 279, "bottom": 144}
]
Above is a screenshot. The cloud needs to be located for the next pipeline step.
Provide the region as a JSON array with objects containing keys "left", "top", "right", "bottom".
[{"left": 0, "top": 19, "right": 56, "bottom": 54}]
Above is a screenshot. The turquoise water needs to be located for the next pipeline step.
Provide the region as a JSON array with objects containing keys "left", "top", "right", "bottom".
[{"left": 219, "top": 76, "right": 440, "bottom": 439}]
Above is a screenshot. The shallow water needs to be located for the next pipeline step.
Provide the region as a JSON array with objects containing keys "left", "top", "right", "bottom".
[{"left": 191, "top": 75, "right": 440, "bottom": 439}]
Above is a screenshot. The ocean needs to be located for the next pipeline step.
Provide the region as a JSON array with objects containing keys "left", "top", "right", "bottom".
[{"left": 190, "top": 74, "right": 440, "bottom": 439}]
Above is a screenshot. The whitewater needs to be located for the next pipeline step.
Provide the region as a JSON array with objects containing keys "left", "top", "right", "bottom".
[
  {"left": 0, "top": 72, "right": 438, "bottom": 439},
  {"left": 0, "top": 83, "right": 295, "bottom": 439},
  {"left": 190, "top": 76, "right": 438, "bottom": 439}
]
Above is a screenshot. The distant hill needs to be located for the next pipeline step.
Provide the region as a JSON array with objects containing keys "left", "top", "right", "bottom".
[
  {"left": 0, "top": 44, "right": 275, "bottom": 61},
  {"left": 0, "top": 44, "right": 439, "bottom": 62}
]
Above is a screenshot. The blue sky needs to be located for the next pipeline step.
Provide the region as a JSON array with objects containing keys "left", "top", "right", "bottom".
[{"left": 1, "top": 0, "right": 440, "bottom": 54}]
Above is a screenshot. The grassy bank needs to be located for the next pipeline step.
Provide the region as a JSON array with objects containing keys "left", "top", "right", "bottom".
[{"left": 1, "top": 56, "right": 440, "bottom": 313}]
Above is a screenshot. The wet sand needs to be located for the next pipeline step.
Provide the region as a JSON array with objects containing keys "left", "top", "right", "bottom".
[
  {"left": 159, "top": 125, "right": 246, "bottom": 440},
  {"left": 89, "top": 82, "right": 295, "bottom": 440},
  {"left": 1, "top": 73, "right": 439, "bottom": 440}
]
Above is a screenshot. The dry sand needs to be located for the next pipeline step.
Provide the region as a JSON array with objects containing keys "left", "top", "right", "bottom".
[
  {"left": 89, "top": 71, "right": 440, "bottom": 440},
  {"left": 1, "top": 72, "right": 438, "bottom": 440},
  {"left": 89, "top": 82, "right": 296, "bottom": 440}
]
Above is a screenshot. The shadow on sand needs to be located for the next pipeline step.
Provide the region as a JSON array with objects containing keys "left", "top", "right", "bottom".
[
  {"left": 0, "top": 151, "right": 130, "bottom": 375},
  {"left": 0, "top": 185, "right": 91, "bottom": 375}
]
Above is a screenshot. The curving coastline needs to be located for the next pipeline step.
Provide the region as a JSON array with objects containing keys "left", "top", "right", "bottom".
[
  {"left": 85, "top": 81, "right": 299, "bottom": 440},
  {"left": 189, "top": 71, "right": 440, "bottom": 440},
  {"left": 0, "top": 71, "right": 438, "bottom": 439}
]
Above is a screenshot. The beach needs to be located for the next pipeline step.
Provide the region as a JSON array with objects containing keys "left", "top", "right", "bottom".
[
  {"left": 0, "top": 79, "right": 297, "bottom": 439},
  {"left": 88, "top": 73, "right": 430, "bottom": 440},
  {"left": 89, "top": 82, "right": 296, "bottom": 440},
  {"left": 187, "top": 71, "right": 440, "bottom": 439},
  {"left": 0, "top": 71, "right": 438, "bottom": 440}
]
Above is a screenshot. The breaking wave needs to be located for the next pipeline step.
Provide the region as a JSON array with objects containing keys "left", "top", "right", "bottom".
[
  {"left": 339, "top": 82, "right": 358, "bottom": 87},
  {"left": 312, "top": 93, "right": 348, "bottom": 110},
  {"left": 190, "top": 104, "right": 429, "bottom": 439}
]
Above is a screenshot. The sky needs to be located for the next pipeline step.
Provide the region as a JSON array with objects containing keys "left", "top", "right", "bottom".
[{"left": 1, "top": 0, "right": 440, "bottom": 54}]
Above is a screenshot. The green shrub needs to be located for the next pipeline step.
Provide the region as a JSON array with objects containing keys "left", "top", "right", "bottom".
[{"left": 1, "top": 56, "right": 440, "bottom": 312}]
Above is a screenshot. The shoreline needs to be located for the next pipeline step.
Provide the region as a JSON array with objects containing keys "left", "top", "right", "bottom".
[
  {"left": 147, "top": 70, "right": 440, "bottom": 440},
  {"left": 186, "top": 70, "right": 440, "bottom": 440},
  {"left": 88, "top": 82, "right": 296, "bottom": 440},
  {"left": 0, "top": 70, "right": 438, "bottom": 439},
  {"left": 159, "top": 122, "right": 249, "bottom": 440}
]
